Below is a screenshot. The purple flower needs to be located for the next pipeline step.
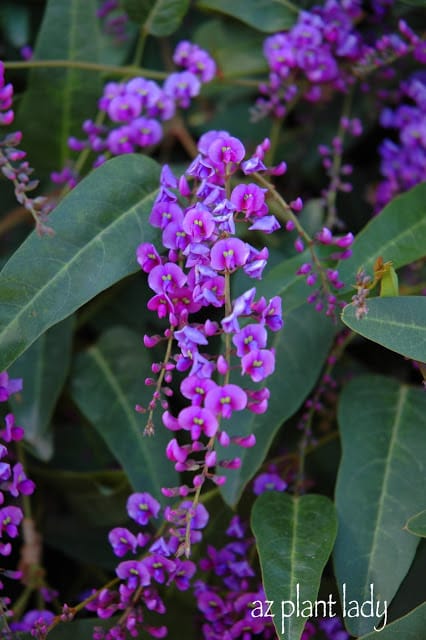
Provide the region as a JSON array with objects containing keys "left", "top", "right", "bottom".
[
  {"left": 205, "top": 384, "right": 247, "bottom": 419},
  {"left": 142, "top": 555, "right": 176, "bottom": 584},
  {"left": 241, "top": 349, "right": 275, "bottom": 382},
  {"left": 210, "top": 238, "right": 250, "bottom": 272},
  {"left": 0, "top": 505, "right": 23, "bottom": 538},
  {"left": 148, "top": 262, "right": 186, "bottom": 294},
  {"left": 136, "top": 242, "right": 162, "bottom": 273},
  {"left": 130, "top": 117, "right": 162, "bottom": 147},
  {"left": 232, "top": 324, "right": 267, "bottom": 357},
  {"left": 177, "top": 406, "right": 218, "bottom": 439},
  {"left": 253, "top": 472, "right": 288, "bottom": 495},
  {"left": 8, "top": 462, "right": 35, "bottom": 497},
  {"left": 230, "top": 183, "right": 267, "bottom": 216},
  {"left": 149, "top": 201, "right": 183, "bottom": 229},
  {"left": 180, "top": 376, "right": 217, "bottom": 406},
  {"left": 106, "top": 126, "right": 134, "bottom": 154},
  {"left": 0, "top": 372, "right": 22, "bottom": 403},
  {"left": 107, "top": 93, "right": 142, "bottom": 123},
  {"left": 126, "top": 493, "right": 160, "bottom": 526},
  {"left": 108, "top": 527, "right": 139, "bottom": 557},
  {"left": 116, "top": 560, "right": 151, "bottom": 589},
  {"left": 182, "top": 204, "right": 216, "bottom": 241},
  {"left": 0, "top": 413, "right": 24, "bottom": 442},
  {"left": 163, "top": 71, "right": 201, "bottom": 108},
  {"left": 207, "top": 134, "right": 246, "bottom": 168}
]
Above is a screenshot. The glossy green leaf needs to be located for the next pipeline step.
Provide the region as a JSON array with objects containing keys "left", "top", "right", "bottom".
[
  {"left": 338, "top": 181, "right": 426, "bottom": 293},
  {"left": 220, "top": 303, "right": 336, "bottom": 506},
  {"left": 252, "top": 492, "right": 337, "bottom": 640},
  {"left": 334, "top": 375, "right": 426, "bottom": 636},
  {"left": 0, "top": 154, "right": 160, "bottom": 372},
  {"left": 122, "top": 0, "right": 190, "bottom": 36},
  {"left": 196, "top": 0, "right": 299, "bottom": 32},
  {"left": 8, "top": 316, "right": 74, "bottom": 461},
  {"left": 71, "top": 327, "right": 177, "bottom": 499},
  {"left": 33, "top": 466, "right": 131, "bottom": 527},
  {"left": 342, "top": 296, "right": 426, "bottom": 362},
  {"left": 194, "top": 19, "right": 268, "bottom": 78},
  {"left": 16, "top": 0, "right": 101, "bottom": 174},
  {"left": 358, "top": 602, "right": 426, "bottom": 639},
  {"left": 405, "top": 511, "right": 426, "bottom": 538}
]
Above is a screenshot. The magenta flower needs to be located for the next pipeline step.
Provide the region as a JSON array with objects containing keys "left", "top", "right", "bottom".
[
  {"left": 163, "top": 71, "right": 201, "bottom": 108},
  {"left": 126, "top": 493, "right": 160, "bottom": 526},
  {"left": 0, "top": 505, "right": 23, "bottom": 538},
  {"left": 148, "top": 263, "right": 186, "bottom": 294},
  {"left": 9, "top": 462, "right": 35, "bottom": 498},
  {"left": 177, "top": 406, "right": 218, "bottom": 439},
  {"left": 230, "top": 183, "right": 267, "bottom": 216},
  {"left": 241, "top": 349, "right": 275, "bottom": 382},
  {"left": 1, "top": 414, "right": 24, "bottom": 442},
  {"left": 232, "top": 324, "right": 267, "bottom": 357},
  {"left": 0, "top": 372, "right": 22, "bottom": 403},
  {"left": 116, "top": 560, "right": 151, "bottom": 589},
  {"left": 205, "top": 384, "right": 247, "bottom": 419},
  {"left": 182, "top": 204, "right": 216, "bottom": 241},
  {"left": 207, "top": 134, "right": 245, "bottom": 167},
  {"left": 131, "top": 117, "right": 162, "bottom": 147},
  {"left": 108, "top": 527, "right": 139, "bottom": 557},
  {"left": 210, "top": 238, "right": 250, "bottom": 272},
  {"left": 107, "top": 93, "right": 142, "bottom": 123},
  {"left": 180, "top": 376, "right": 217, "bottom": 406},
  {"left": 149, "top": 201, "right": 183, "bottom": 229},
  {"left": 136, "top": 243, "right": 162, "bottom": 273}
]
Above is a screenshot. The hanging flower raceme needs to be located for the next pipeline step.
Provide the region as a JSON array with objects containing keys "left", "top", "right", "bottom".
[{"left": 136, "top": 131, "right": 288, "bottom": 553}]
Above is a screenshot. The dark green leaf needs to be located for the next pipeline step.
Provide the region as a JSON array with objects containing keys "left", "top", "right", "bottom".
[
  {"left": 358, "top": 602, "right": 426, "bottom": 639},
  {"left": 334, "top": 375, "right": 426, "bottom": 636},
  {"left": 8, "top": 316, "right": 74, "bottom": 460},
  {"left": 252, "top": 492, "right": 337, "bottom": 640},
  {"left": 122, "top": 0, "right": 190, "bottom": 36},
  {"left": 16, "top": 0, "right": 102, "bottom": 174},
  {"left": 0, "top": 154, "right": 160, "bottom": 372},
  {"left": 405, "top": 511, "right": 426, "bottom": 538},
  {"left": 71, "top": 327, "right": 177, "bottom": 499},
  {"left": 338, "top": 182, "right": 426, "bottom": 293},
  {"left": 342, "top": 296, "right": 426, "bottom": 363},
  {"left": 220, "top": 303, "right": 336, "bottom": 506},
  {"left": 196, "top": 0, "right": 299, "bottom": 32},
  {"left": 33, "top": 466, "right": 131, "bottom": 527},
  {"left": 193, "top": 19, "right": 268, "bottom": 78}
]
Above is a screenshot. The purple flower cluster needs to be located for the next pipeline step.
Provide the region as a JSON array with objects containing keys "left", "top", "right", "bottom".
[
  {"left": 194, "top": 515, "right": 276, "bottom": 639},
  {"left": 255, "top": 1, "right": 424, "bottom": 120},
  {"left": 375, "top": 76, "right": 426, "bottom": 211},
  {"left": 97, "top": 0, "right": 130, "bottom": 44},
  {"left": 0, "top": 372, "right": 35, "bottom": 561},
  {"left": 87, "top": 491, "right": 208, "bottom": 639},
  {"left": 286, "top": 220, "right": 354, "bottom": 316},
  {"left": 0, "top": 62, "right": 52, "bottom": 235},
  {"left": 64, "top": 41, "right": 216, "bottom": 174},
  {"left": 255, "top": 0, "right": 365, "bottom": 118},
  {"left": 137, "top": 132, "right": 287, "bottom": 530}
]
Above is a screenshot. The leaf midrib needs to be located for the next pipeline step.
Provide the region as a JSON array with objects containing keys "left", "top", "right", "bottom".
[{"left": 0, "top": 188, "right": 156, "bottom": 350}]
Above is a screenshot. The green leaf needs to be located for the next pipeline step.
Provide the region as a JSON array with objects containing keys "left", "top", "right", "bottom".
[
  {"left": 334, "top": 375, "right": 426, "bottom": 637},
  {"left": 196, "top": 0, "right": 299, "bottom": 32},
  {"left": 122, "top": 0, "right": 190, "bottom": 36},
  {"left": 0, "top": 154, "right": 160, "bottom": 372},
  {"left": 33, "top": 467, "right": 131, "bottom": 527},
  {"left": 405, "top": 511, "right": 426, "bottom": 538},
  {"left": 220, "top": 303, "right": 336, "bottom": 506},
  {"left": 193, "top": 19, "right": 268, "bottom": 78},
  {"left": 358, "top": 602, "right": 426, "bottom": 639},
  {"left": 252, "top": 492, "right": 337, "bottom": 640},
  {"left": 8, "top": 316, "right": 74, "bottom": 460},
  {"left": 16, "top": 0, "right": 102, "bottom": 174},
  {"left": 338, "top": 182, "right": 426, "bottom": 293},
  {"left": 71, "top": 327, "right": 177, "bottom": 499},
  {"left": 341, "top": 296, "right": 426, "bottom": 363}
]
